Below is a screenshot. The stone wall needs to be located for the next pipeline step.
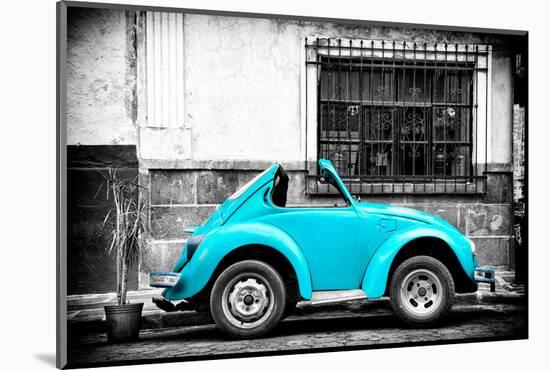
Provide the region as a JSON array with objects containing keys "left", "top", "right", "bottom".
[{"left": 139, "top": 169, "right": 254, "bottom": 287}]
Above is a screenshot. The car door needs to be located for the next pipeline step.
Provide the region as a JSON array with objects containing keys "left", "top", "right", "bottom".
[
  {"left": 264, "top": 159, "right": 364, "bottom": 290},
  {"left": 262, "top": 206, "right": 361, "bottom": 290}
]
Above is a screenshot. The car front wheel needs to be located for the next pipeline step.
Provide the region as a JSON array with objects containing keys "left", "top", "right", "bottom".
[
  {"left": 210, "top": 260, "right": 286, "bottom": 338},
  {"left": 389, "top": 255, "right": 455, "bottom": 326}
]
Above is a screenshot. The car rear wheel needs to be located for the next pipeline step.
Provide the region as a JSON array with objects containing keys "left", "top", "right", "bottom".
[
  {"left": 389, "top": 255, "right": 455, "bottom": 326},
  {"left": 210, "top": 260, "right": 286, "bottom": 338}
]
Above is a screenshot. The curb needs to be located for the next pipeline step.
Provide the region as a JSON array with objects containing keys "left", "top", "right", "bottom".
[{"left": 68, "top": 291, "right": 526, "bottom": 337}]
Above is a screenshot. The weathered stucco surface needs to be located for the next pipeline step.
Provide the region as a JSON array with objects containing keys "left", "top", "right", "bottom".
[
  {"left": 183, "top": 15, "right": 303, "bottom": 162},
  {"left": 67, "top": 8, "right": 137, "bottom": 145},
  {"left": 67, "top": 10, "right": 513, "bottom": 165},
  {"left": 490, "top": 49, "right": 513, "bottom": 164},
  {"left": 175, "top": 15, "right": 513, "bottom": 165}
]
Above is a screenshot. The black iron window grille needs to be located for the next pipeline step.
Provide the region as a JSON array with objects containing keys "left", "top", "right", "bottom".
[{"left": 305, "top": 38, "right": 490, "bottom": 195}]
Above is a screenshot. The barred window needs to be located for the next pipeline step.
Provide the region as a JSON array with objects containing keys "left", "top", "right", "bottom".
[{"left": 305, "top": 39, "right": 490, "bottom": 194}]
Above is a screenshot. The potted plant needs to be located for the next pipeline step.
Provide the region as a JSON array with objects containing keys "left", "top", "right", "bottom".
[{"left": 102, "top": 169, "right": 149, "bottom": 342}]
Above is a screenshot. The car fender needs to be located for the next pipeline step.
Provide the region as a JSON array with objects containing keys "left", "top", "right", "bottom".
[
  {"left": 162, "top": 222, "right": 313, "bottom": 301},
  {"left": 361, "top": 226, "right": 475, "bottom": 298}
]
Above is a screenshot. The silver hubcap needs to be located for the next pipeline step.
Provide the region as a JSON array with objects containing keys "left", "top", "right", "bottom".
[
  {"left": 221, "top": 273, "right": 275, "bottom": 329},
  {"left": 400, "top": 269, "right": 443, "bottom": 317}
]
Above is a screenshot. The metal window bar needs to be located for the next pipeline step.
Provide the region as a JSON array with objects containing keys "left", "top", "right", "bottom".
[{"left": 306, "top": 38, "right": 488, "bottom": 195}]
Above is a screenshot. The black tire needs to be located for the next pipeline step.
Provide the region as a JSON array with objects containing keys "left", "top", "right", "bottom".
[
  {"left": 210, "top": 260, "right": 286, "bottom": 338},
  {"left": 389, "top": 255, "right": 455, "bottom": 327}
]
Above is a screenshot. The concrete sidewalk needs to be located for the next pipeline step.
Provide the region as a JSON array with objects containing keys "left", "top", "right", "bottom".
[{"left": 67, "top": 271, "right": 526, "bottom": 336}]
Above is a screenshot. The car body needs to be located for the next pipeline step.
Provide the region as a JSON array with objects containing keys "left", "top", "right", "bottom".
[{"left": 150, "top": 159, "right": 494, "bottom": 338}]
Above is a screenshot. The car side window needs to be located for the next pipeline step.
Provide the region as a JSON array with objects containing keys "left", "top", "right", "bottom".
[
  {"left": 270, "top": 169, "right": 349, "bottom": 208},
  {"left": 271, "top": 168, "right": 289, "bottom": 207}
]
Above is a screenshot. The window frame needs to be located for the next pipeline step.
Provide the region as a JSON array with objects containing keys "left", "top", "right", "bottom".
[{"left": 303, "top": 38, "right": 492, "bottom": 195}]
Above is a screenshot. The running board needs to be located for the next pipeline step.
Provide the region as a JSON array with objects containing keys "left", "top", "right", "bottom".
[{"left": 306, "top": 289, "right": 368, "bottom": 306}]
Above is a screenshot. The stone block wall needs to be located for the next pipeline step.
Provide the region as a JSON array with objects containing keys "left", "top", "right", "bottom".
[{"left": 140, "top": 169, "right": 260, "bottom": 288}]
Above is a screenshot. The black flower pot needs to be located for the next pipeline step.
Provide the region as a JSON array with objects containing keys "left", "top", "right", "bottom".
[{"left": 104, "top": 302, "right": 144, "bottom": 343}]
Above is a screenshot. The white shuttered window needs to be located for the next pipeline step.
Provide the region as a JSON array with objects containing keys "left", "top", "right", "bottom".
[{"left": 145, "top": 12, "right": 184, "bottom": 128}]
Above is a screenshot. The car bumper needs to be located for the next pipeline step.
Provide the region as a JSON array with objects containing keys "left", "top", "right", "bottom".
[
  {"left": 149, "top": 272, "right": 180, "bottom": 288},
  {"left": 474, "top": 267, "right": 496, "bottom": 292}
]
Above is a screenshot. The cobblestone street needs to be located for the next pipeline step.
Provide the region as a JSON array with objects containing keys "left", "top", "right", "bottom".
[{"left": 68, "top": 298, "right": 527, "bottom": 368}]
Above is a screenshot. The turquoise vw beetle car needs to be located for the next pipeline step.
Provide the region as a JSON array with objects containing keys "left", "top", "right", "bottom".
[{"left": 150, "top": 159, "right": 494, "bottom": 338}]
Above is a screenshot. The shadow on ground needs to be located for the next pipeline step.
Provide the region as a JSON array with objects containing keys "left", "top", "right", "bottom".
[{"left": 33, "top": 353, "right": 56, "bottom": 367}]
